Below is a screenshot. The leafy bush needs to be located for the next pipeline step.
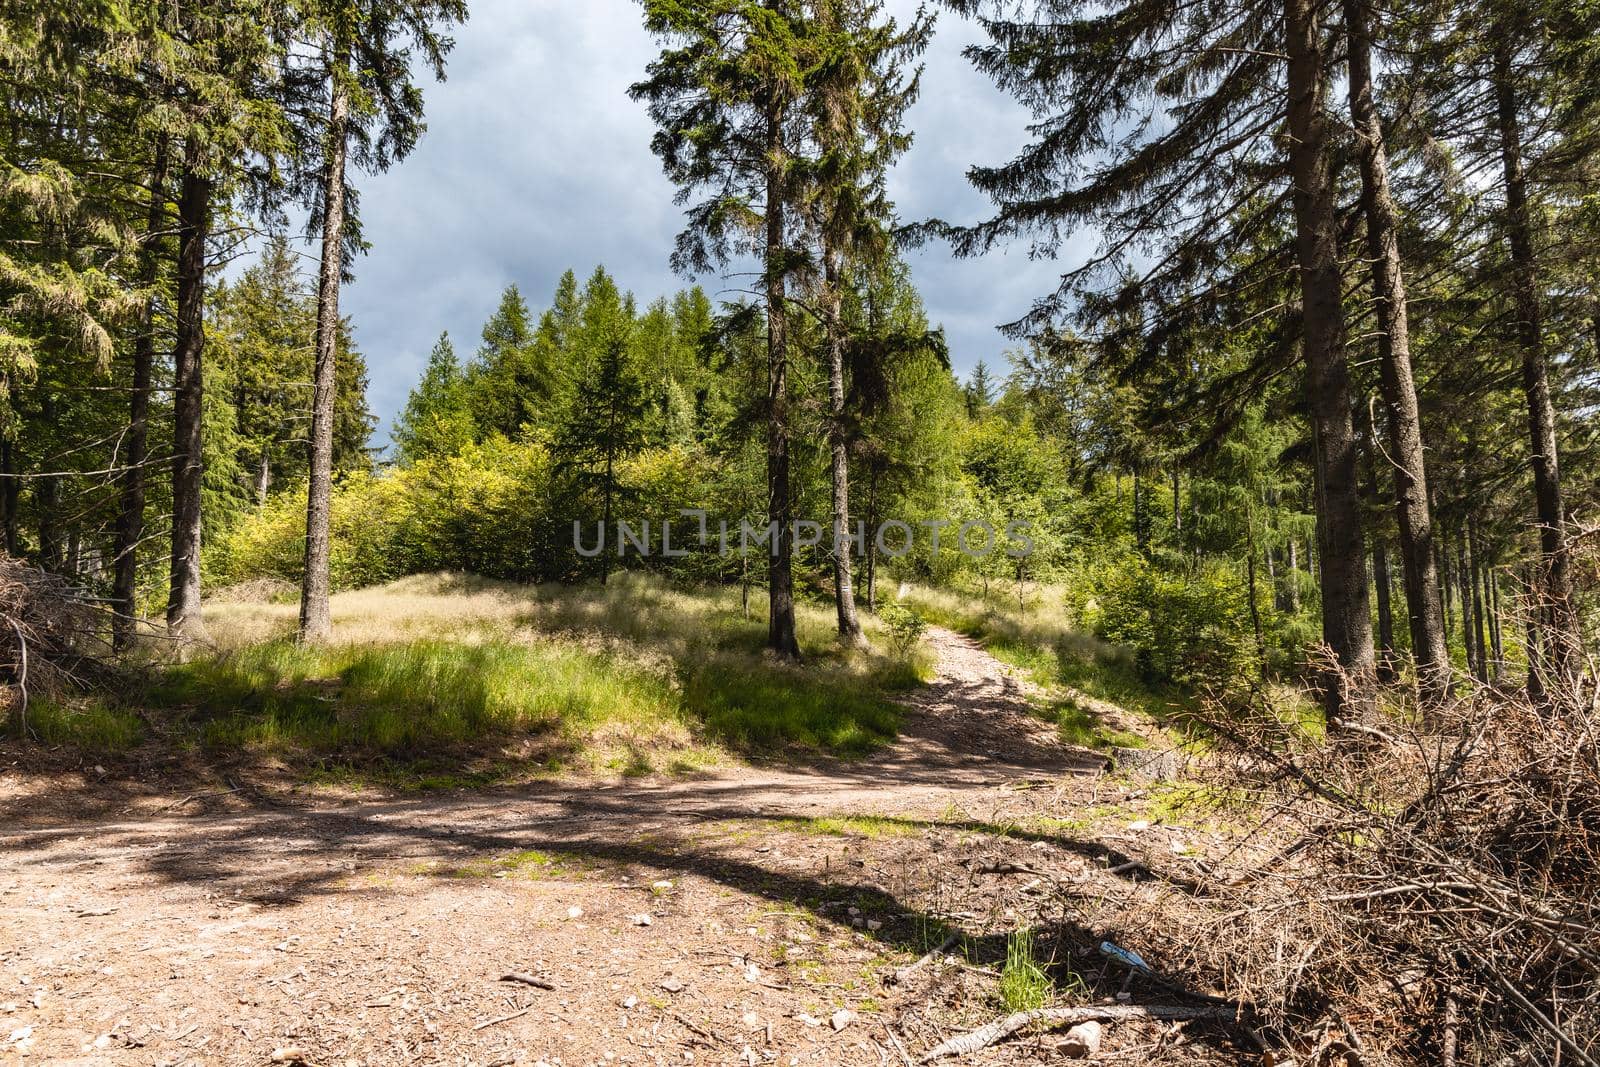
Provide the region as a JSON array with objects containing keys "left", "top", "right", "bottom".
[
  {"left": 878, "top": 600, "right": 928, "bottom": 660},
  {"left": 1088, "top": 556, "right": 1259, "bottom": 690}
]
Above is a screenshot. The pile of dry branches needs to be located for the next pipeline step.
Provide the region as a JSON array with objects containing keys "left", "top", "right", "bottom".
[
  {"left": 1, "top": 552, "right": 110, "bottom": 732},
  {"left": 1179, "top": 675, "right": 1600, "bottom": 1066}
]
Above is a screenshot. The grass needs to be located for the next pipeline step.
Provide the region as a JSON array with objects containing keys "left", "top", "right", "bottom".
[
  {"left": 117, "top": 572, "right": 919, "bottom": 779},
  {"left": 999, "top": 927, "right": 1052, "bottom": 1012},
  {"left": 24, "top": 697, "right": 144, "bottom": 752}
]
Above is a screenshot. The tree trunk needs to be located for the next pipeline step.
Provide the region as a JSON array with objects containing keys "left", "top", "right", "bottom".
[
  {"left": 1287, "top": 539, "right": 1300, "bottom": 613},
  {"left": 864, "top": 463, "right": 879, "bottom": 613},
  {"left": 823, "top": 253, "right": 864, "bottom": 645},
  {"left": 166, "top": 142, "right": 210, "bottom": 641},
  {"left": 1484, "top": 563, "right": 1497, "bottom": 671},
  {"left": 0, "top": 438, "right": 16, "bottom": 555},
  {"left": 1458, "top": 526, "right": 1481, "bottom": 681},
  {"left": 299, "top": 40, "right": 351, "bottom": 645},
  {"left": 37, "top": 391, "right": 64, "bottom": 572},
  {"left": 1373, "top": 538, "right": 1396, "bottom": 683},
  {"left": 256, "top": 450, "right": 271, "bottom": 507},
  {"left": 1492, "top": 41, "right": 1579, "bottom": 697},
  {"left": 1363, "top": 437, "right": 1396, "bottom": 682},
  {"left": 1286, "top": 0, "right": 1376, "bottom": 726},
  {"left": 1468, "top": 516, "right": 1490, "bottom": 682},
  {"left": 114, "top": 136, "right": 168, "bottom": 649},
  {"left": 763, "top": 94, "right": 800, "bottom": 658},
  {"left": 1345, "top": 0, "right": 1450, "bottom": 702},
  {"left": 1171, "top": 467, "right": 1181, "bottom": 536}
]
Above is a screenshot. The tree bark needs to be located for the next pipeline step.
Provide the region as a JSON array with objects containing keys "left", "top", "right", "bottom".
[
  {"left": 0, "top": 438, "right": 16, "bottom": 555},
  {"left": 1344, "top": 0, "right": 1450, "bottom": 702},
  {"left": 37, "top": 391, "right": 64, "bottom": 572},
  {"left": 822, "top": 254, "right": 864, "bottom": 645},
  {"left": 764, "top": 94, "right": 800, "bottom": 658},
  {"left": 166, "top": 141, "right": 210, "bottom": 641},
  {"left": 299, "top": 40, "right": 352, "bottom": 644},
  {"left": 1492, "top": 41, "right": 1579, "bottom": 697},
  {"left": 1458, "top": 526, "right": 1481, "bottom": 680},
  {"left": 114, "top": 136, "right": 169, "bottom": 649},
  {"left": 1286, "top": 0, "right": 1376, "bottom": 726}
]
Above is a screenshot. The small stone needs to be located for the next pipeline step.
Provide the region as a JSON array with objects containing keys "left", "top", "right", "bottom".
[
  {"left": 1127, "top": 820, "right": 1150, "bottom": 831},
  {"left": 796, "top": 1014, "right": 821, "bottom": 1028},
  {"left": 622, "top": 995, "right": 638, "bottom": 1009},
  {"left": 830, "top": 1009, "right": 856, "bottom": 1032},
  {"left": 1059, "top": 1021, "right": 1102, "bottom": 1058},
  {"left": 652, "top": 880, "right": 675, "bottom": 893},
  {"left": 566, "top": 906, "right": 584, "bottom": 920},
  {"left": 660, "top": 977, "right": 685, "bottom": 993},
  {"left": 629, "top": 914, "right": 653, "bottom": 927},
  {"left": 742, "top": 1011, "right": 761, "bottom": 1028},
  {"left": 865, "top": 919, "right": 882, "bottom": 931}
]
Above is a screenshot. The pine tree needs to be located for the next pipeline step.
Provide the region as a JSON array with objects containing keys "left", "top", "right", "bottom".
[
  {"left": 632, "top": 0, "right": 822, "bottom": 657},
  {"left": 1342, "top": 0, "right": 1450, "bottom": 703},
  {"left": 295, "top": 0, "right": 464, "bottom": 643},
  {"left": 945, "top": 0, "right": 1379, "bottom": 725},
  {"left": 964, "top": 360, "right": 994, "bottom": 419},
  {"left": 802, "top": 0, "right": 932, "bottom": 644},
  {"left": 557, "top": 284, "right": 649, "bottom": 585},
  {"left": 468, "top": 284, "right": 538, "bottom": 439},
  {"left": 394, "top": 334, "right": 475, "bottom": 461}
]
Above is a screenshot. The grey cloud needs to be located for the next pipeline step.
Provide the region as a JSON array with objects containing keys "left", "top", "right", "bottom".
[{"left": 331, "top": 0, "right": 1078, "bottom": 450}]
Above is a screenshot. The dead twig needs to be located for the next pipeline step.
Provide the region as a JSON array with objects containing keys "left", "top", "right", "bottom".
[{"left": 918, "top": 1004, "right": 1237, "bottom": 1062}]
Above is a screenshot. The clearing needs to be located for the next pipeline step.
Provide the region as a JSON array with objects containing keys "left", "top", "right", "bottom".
[{"left": 1, "top": 617, "right": 1248, "bottom": 1066}]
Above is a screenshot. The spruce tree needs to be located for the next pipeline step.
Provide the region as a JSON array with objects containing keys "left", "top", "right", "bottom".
[
  {"left": 394, "top": 334, "right": 475, "bottom": 461},
  {"left": 632, "top": 0, "right": 821, "bottom": 657},
  {"left": 802, "top": 0, "right": 932, "bottom": 644},
  {"left": 295, "top": 0, "right": 464, "bottom": 643},
  {"left": 944, "top": 0, "right": 1379, "bottom": 725}
]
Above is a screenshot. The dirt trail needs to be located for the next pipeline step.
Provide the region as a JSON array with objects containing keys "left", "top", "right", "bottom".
[{"left": 0, "top": 629, "right": 1151, "bottom": 1066}]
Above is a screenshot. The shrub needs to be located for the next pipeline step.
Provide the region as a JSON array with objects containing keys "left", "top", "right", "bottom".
[
  {"left": 878, "top": 600, "right": 928, "bottom": 660},
  {"left": 1090, "top": 556, "right": 1259, "bottom": 690}
]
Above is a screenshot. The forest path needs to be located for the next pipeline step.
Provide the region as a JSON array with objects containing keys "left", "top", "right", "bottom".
[{"left": 0, "top": 627, "right": 1130, "bottom": 1066}]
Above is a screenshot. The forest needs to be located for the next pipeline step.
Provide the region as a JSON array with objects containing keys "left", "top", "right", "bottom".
[{"left": 2, "top": 0, "right": 1598, "bottom": 1064}]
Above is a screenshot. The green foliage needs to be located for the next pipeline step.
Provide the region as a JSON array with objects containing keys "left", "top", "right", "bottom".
[
  {"left": 25, "top": 698, "right": 145, "bottom": 752},
  {"left": 1088, "top": 556, "right": 1260, "bottom": 691},
  {"left": 877, "top": 600, "right": 926, "bottom": 659},
  {"left": 999, "top": 928, "right": 1052, "bottom": 1012},
  {"left": 393, "top": 333, "right": 475, "bottom": 462}
]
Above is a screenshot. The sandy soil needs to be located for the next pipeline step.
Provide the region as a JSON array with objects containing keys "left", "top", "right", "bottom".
[{"left": 0, "top": 629, "right": 1245, "bottom": 1066}]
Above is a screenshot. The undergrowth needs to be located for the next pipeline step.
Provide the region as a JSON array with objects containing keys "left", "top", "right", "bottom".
[{"left": 97, "top": 573, "right": 918, "bottom": 779}]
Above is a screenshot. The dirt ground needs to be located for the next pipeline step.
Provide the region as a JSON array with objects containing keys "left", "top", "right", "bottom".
[{"left": 1, "top": 629, "right": 1253, "bottom": 1066}]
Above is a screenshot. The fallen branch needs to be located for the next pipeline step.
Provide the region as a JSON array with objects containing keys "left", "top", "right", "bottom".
[
  {"left": 887, "top": 932, "right": 960, "bottom": 987},
  {"left": 472, "top": 1007, "right": 533, "bottom": 1031},
  {"left": 918, "top": 1004, "right": 1236, "bottom": 1062},
  {"left": 152, "top": 788, "right": 240, "bottom": 815},
  {"left": 499, "top": 972, "right": 555, "bottom": 991}
]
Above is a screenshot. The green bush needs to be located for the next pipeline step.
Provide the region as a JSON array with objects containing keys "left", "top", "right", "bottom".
[
  {"left": 878, "top": 600, "right": 928, "bottom": 660},
  {"left": 1089, "top": 556, "right": 1259, "bottom": 690}
]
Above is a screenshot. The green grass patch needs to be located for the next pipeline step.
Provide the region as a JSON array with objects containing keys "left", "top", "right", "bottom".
[
  {"left": 682, "top": 662, "right": 900, "bottom": 758},
  {"left": 25, "top": 697, "right": 144, "bottom": 752},
  {"left": 999, "top": 928, "right": 1052, "bottom": 1012}
]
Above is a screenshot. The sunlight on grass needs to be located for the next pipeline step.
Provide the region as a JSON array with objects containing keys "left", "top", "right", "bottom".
[
  {"left": 130, "top": 572, "right": 919, "bottom": 776},
  {"left": 25, "top": 698, "right": 144, "bottom": 752},
  {"left": 999, "top": 927, "right": 1052, "bottom": 1011}
]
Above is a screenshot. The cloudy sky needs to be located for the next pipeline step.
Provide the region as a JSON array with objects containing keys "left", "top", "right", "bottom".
[{"left": 329, "top": 0, "right": 1086, "bottom": 450}]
